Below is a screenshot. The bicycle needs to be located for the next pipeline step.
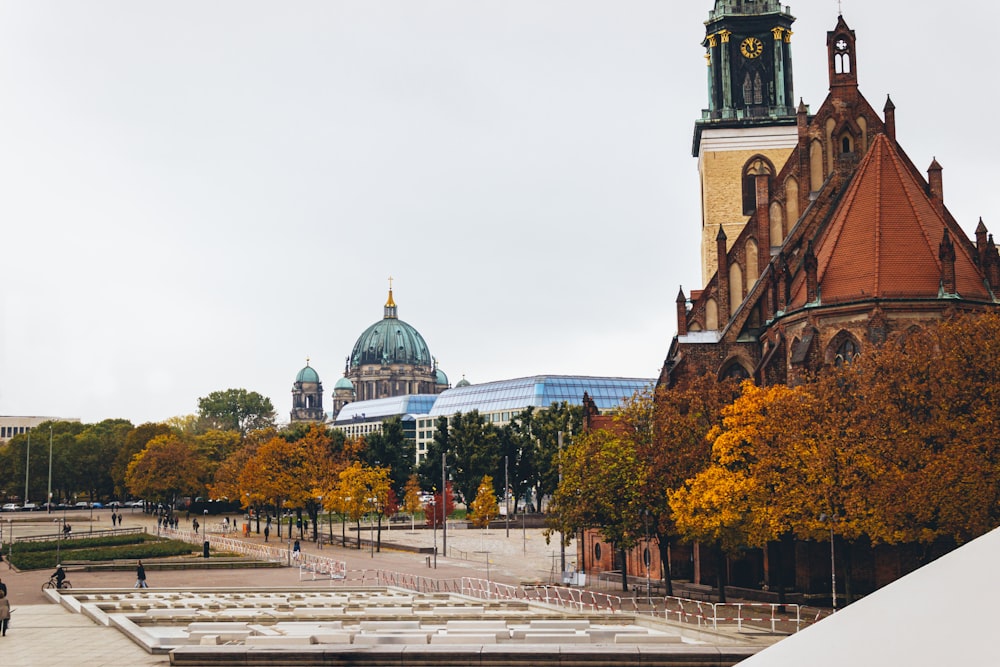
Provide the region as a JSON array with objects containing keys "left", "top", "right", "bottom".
[{"left": 41, "top": 576, "right": 71, "bottom": 591}]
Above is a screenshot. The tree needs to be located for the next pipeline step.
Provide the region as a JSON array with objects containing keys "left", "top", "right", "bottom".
[
  {"left": 125, "top": 434, "right": 205, "bottom": 506},
  {"left": 112, "top": 423, "right": 172, "bottom": 498},
  {"left": 328, "top": 462, "right": 391, "bottom": 551},
  {"left": 402, "top": 474, "right": 424, "bottom": 531},
  {"left": 549, "top": 427, "right": 646, "bottom": 592},
  {"left": 361, "top": 417, "right": 414, "bottom": 496},
  {"left": 648, "top": 376, "right": 741, "bottom": 595},
  {"left": 529, "top": 402, "right": 583, "bottom": 511},
  {"left": 469, "top": 475, "right": 499, "bottom": 529},
  {"left": 424, "top": 482, "right": 456, "bottom": 528},
  {"left": 197, "top": 388, "right": 276, "bottom": 435}
]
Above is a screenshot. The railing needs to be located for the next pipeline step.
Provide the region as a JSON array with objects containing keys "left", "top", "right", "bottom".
[
  {"left": 361, "top": 568, "right": 826, "bottom": 633},
  {"left": 160, "top": 525, "right": 347, "bottom": 578},
  {"left": 14, "top": 527, "right": 144, "bottom": 543}
]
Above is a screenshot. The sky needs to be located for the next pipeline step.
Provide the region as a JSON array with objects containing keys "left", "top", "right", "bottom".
[{"left": 2, "top": 1, "right": 998, "bottom": 426}]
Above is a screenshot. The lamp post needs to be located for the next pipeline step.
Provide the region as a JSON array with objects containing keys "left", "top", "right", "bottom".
[
  {"left": 430, "top": 492, "right": 437, "bottom": 569},
  {"left": 24, "top": 431, "right": 30, "bottom": 506},
  {"left": 504, "top": 455, "right": 510, "bottom": 538},
  {"left": 47, "top": 426, "right": 53, "bottom": 514},
  {"left": 820, "top": 513, "right": 838, "bottom": 609}
]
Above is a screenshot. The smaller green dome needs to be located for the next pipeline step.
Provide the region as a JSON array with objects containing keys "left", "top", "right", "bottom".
[
  {"left": 296, "top": 364, "right": 320, "bottom": 384},
  {"left": 455, "top": 376, "right": 471, "bottom": 388},
  {"left": 435, "top": 369, "right": 449, "bottom": 386},
  {"left": 334, "top": 376, "right": 354, "bottom": 391}
]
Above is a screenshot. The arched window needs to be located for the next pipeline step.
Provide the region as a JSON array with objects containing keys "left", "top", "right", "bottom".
[
  {"left": 742, "top": 157, "right": 774, "bottom": 215},
  {"left": 828, "top": 333, "right": 861, "bottom": 366},
  {"left": 841, "top": 135, "right": 852, "bottom": 154},
  {"left": 743, "top": 73, "right": 753, "bottom": 106},
  {"left": 721, "top": 363, "right": 750, "bottom": 381},
  {"left": 753, "top": 72, "right": 763, "bottom": 104},
  {"left": 834, "top": 37, "right": 852, "bottom": 74}
]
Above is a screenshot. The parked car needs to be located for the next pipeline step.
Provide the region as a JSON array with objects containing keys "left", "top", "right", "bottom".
[
  {"left": 125, "top": 500, "right": 144, "bottom": 508},
  {"left": 22, "top": 502, "right": 40, "bottom": 511},
  {"left": 90, "top": 502, "right": 104, "bottom": 509},
  {"left": 1, "top": 503, "right": 21, "bottom": 512},
  {"left": 74, "top": 501, "right": 90, "bottom": 509}
]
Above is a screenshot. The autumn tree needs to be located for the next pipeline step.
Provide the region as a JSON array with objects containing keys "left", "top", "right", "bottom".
[
  {"left": 328, "top": 462, "right": 391, "bottom": 551},
  {"left": 669, "top": 382, "right": 796, "bottom": 601},
  {"left": 111, "top": 422, "right": 172, "bottom": 498},
  {"left": 647, "top": 375, "right": 740, "bottom": 595},
  {"left": 549, "top": 427, "right": 646, "bottom": 591},
  {"left": 469, "top": 475, "right": 499, "bottom": 529},
  {"left": 402, "top": 474, "right": 424, "bottom": 531},
  {"left": 125, "top": 434, "right": 206, "bottom": 506}
]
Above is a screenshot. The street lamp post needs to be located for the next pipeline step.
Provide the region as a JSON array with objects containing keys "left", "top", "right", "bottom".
[
  {"left": 504, "top": 455, "right": 510, "bottom": 538},
  {"left": 431, "top": 493, "right": 437, "bottom": 569},
  {"left": 820, "top": 513, "right": 838, "bottom": 609},
  {"left": 47, "top": 426, "right": 53, "bottom": 514},
  {"left": 24, "top": 431, "right": 30, "bottom": 507}
]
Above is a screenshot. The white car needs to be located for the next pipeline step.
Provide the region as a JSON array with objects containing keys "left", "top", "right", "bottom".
[
  {"left": 1, "top": 503, "right": 20, "bottom": 512},
  {"left": 22, "top": 502, "right": 39, "bottom": 511}
]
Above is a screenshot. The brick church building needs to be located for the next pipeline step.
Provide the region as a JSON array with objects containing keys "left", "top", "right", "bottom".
[{"left": 580, "top": 3, "right": 1000, "bottom": 599}]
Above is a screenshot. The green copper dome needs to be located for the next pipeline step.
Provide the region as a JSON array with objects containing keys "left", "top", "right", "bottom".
[
  {"left": 296, "top": 363, "right": 320, "bottom": 384},
  {"left": 334, "top": 376, "right": 354, "bottom": 391},
  {"left": 435, "top": 369, "right": 449, "bottom": 386},
  {"left": 349, "top": 288, "right": 432, "bottom": 369}
]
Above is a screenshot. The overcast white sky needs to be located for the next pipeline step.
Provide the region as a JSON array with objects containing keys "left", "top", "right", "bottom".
[{"left": 1, "top": 1, "right": 997, "bottom": 425}]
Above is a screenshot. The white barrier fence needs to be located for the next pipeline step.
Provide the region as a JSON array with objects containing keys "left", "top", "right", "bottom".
[
  {"left": 160, "top": 525, "right": 347, "bottom": 579},
  {"left": 364, "top": 569, "right": 822, "bottom": 633}
]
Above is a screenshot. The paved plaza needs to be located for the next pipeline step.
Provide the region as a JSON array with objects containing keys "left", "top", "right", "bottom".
[{"left": 0, "top": 509, "right": 776, "bottom": 666}]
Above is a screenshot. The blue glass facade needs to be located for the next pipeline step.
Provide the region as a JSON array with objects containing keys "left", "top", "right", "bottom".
[{"left": 427, "top": 375, "right": 653, "bottom": 417}]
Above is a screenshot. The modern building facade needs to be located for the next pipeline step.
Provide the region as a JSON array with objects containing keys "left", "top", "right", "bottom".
[
  {"left": 330, "top": 375, "right": 653, "bottom": 465},
  {"left": 0, "top": 416, "right": 80, "bottom": 442}
]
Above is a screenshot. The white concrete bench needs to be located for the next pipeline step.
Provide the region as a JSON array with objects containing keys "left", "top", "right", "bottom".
[
  {"left": 245, "top": 635, "right": 316, "bottom": 646},
  {"left": 430, "top": 633, "right": 498, "bottom": 644},
  {"left": 615, "top": 633, "right": 683, "bottom": 644},
  {"left": 354, "top": 634, "right": 430, "bottom": 645}
]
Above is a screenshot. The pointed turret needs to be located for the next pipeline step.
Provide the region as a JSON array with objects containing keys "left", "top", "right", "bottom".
[{"left": 883, "top": 95, "right": 896, "bottom": 141}]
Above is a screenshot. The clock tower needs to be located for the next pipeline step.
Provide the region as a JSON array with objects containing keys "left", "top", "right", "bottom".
[{"left": 693, "top": 0, "right": 800, "bottom": 287}]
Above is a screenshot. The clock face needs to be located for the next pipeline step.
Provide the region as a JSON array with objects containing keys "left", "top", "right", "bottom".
[{"left": 740, "top": 36, "right": 764, "bottom": 59}]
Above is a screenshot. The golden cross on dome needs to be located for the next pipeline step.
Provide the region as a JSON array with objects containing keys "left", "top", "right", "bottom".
[{"left": 388, "top": 275, "right": 393, "bottom": 291}]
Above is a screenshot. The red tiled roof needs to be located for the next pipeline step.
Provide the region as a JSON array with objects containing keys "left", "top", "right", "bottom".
[{"left": 792, "top": 134, "right": 989, "bottom": 305}]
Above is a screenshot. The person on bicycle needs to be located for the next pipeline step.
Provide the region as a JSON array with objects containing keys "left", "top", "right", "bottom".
[{"left": 53, "top": 564, "right": 66, "bottom": 589}]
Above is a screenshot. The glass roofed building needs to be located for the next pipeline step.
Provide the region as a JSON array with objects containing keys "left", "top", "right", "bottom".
[
  {"left": 414, "top": 375, "right": 653, "bottom": 464},
  {"left": 330, "top": 375, "right": 653, "bottom": 465},
  {"left": 331, "top": 394, "right": 439, "bottom": 442}
]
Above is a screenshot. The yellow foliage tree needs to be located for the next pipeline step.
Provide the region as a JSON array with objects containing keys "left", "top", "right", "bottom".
[{"left": 469, "top": 475, "right": 499, "bottom": 528}]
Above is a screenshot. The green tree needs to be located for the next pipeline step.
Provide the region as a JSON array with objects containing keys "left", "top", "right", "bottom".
[
  {"left": 197, "top": 388, "right": 276, "bottom": 435},
  {"left": 361, "top": 417, "right": 414, "bottom": 496},
  {"left": 549, "top": 426, "right": 646, "bottom": 592},
  {"left": 529, "top": 402, "right": 583, "bottom": 511}
]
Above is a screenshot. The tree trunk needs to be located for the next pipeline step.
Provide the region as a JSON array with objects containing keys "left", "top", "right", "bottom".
[
  {"left": 620, "top": 546, "right": 629, "bottom": 593},
  {"left": 657, "top": 537, "right": 674, "bottom": 597},
  {"left": 715, "top": 543, "right": 728, "bottom": 603}
]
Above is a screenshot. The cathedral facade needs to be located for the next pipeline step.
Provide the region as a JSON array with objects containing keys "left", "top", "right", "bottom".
[{"left": 290, "top": 284, "right": 449, "bottom": 424}]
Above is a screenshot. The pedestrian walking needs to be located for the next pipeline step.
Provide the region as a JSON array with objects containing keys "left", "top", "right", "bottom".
[
  {"left": 135, "top": 560, "right": 148, "bottom": 588},
  {"left": 0, "top": 590, "right": 10, "bottom": 636},
  {"left": 264, "top": 525, "right": 270, "bottom": 542}
]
